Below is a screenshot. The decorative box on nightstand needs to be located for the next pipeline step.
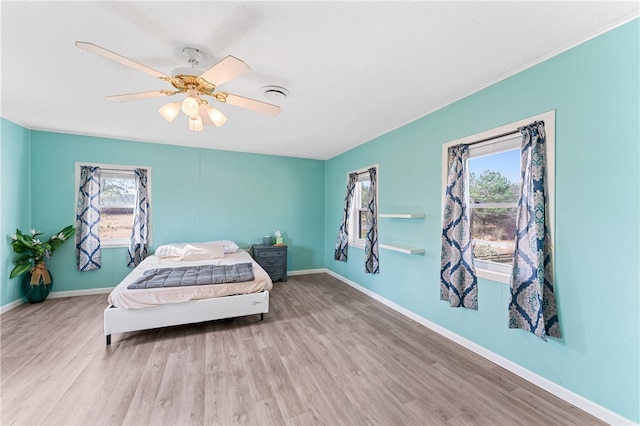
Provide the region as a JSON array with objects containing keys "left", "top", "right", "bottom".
[{"left": 251, "top": 244, "right": 287, "bottom": 282}]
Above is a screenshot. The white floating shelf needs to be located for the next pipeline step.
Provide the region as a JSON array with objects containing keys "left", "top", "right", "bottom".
[
  {"left": 379, "top": 243, "right": 425, "bottom": 254},
  {"left": 379, "top": 213, "right": 425, "bottom": 219}
]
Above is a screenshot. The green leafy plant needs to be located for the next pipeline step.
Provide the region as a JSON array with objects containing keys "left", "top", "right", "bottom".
[{"left": 9, "top": 225, "right": 75, "bottom": 279}]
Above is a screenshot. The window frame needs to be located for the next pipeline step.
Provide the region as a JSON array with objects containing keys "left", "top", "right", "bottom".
[
  {"left": 441, "top": 110, "right": 555, "bottom": 284},
  {"left": 74, "top": 162, "right": 152, "bottom": 249},
  {"left": 348, "top": 165, "right": 378, "bottom": 250}
]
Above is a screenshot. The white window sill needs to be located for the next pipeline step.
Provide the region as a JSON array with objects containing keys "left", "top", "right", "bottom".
[
  {"left": 348, "top": 241, "right": 365, "bottom": 250},
  {"left": 476, "top": 268, "right": 510, "bottom": 284},
  {"left": 101, "top": 240, "right": 129, "bottom": 249}
]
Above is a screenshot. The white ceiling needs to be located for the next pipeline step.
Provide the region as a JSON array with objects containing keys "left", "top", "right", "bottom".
[{"left": 1, "top": 2, "right": 638, "bottom": 160}]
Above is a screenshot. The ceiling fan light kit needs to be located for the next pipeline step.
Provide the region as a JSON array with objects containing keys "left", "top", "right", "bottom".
[{"left": 75, "top": 41, "right": 281, "bottom": 132}]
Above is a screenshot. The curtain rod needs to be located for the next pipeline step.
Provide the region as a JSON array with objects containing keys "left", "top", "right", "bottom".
[
  {"left": 76, "top": 162, "right": 149, "bottom": 172},
  {"left": 466, "top": 118, "right": 546, "bottom": 147},
  {"left": 88, "top": 166, "right": 146, "bottom": 173},
  {"left": 349, "top": 164, "right": 377, "bottom": 177},
  {"left": 467, "top": 129, "right": 520, "bottom": 146},
  {"left": 101, "top": 168, "right": 137, "bottom": 173}
]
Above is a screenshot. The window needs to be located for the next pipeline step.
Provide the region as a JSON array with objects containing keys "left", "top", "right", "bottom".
[
  {"left": 99, "top": 170, "right": 136, "bottom": 244},
  {"left": 349, "top": 167, "right": 376, "bottom": 248},
  {"left": 75, "top": 163, "right": 151, "bottom": 248},
  {"left": 441, "top": 111, "right": 555, "bottom": 283},
  {"left": 468, "top": 135, "right": 520, "bottom": 276}
]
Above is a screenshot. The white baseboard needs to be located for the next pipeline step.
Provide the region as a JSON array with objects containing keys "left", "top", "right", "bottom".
[
  {"left": 288, "top": 268, "right": 326, "bottom": 276},
  {"left": 323, "top": 269, "right": 635, "bottom": 426},
  {"left": 1, "top": 287, "right": 114, "bottom": 314},
  {"left": 0, "top": 270, "right": 326, "bottom": 311},
  {"left": 0, "top": 269, "right": 329, "bottom": 310},
  {"left": 49, "top": 287, "right": 114, "bottom": 299},
  {"left": 0, "top": 298, "right": 24, "bottom": 314},
  {"left": 0, "top": 270, "right": 324, "bottom": 311}
]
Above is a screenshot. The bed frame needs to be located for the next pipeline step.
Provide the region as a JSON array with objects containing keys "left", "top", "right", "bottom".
[{"left": 104, "top": 290, "right": 269, "bottom": 345}]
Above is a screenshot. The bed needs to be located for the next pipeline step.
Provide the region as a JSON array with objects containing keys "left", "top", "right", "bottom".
[{"left": 104, "top": 242, "right": 273, "bottom": 345}]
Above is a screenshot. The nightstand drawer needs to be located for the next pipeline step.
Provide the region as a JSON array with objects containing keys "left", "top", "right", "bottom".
[
  {"left": 257, "top": 249, "right": 286, "bottom": 258},
  {"left": 257, "top": 257, "right": 285, "bottom": 267},
  {"left": 263, "top": 265, "right": 286, "bottom": 276}
]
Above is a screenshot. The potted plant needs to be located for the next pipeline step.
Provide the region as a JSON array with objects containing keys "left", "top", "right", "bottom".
[{"left": 9, "top": 225, "right": 75, "bottom": 303}]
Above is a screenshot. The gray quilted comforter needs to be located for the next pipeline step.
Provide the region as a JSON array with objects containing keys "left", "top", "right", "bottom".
[{"left": 127, "top": 263, "right": 255, "bottom": 289}]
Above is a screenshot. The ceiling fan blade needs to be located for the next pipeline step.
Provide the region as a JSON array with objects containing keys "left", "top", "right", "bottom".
[
  {"left": 106, "top": 90, "right": 173, "bottom": 102},
  {"left": 218, "top": 93, "right": 280, "bottom": 116},
  {"left": 75, "top": 41, "right": 168, "bottom": 79},
  {"left": 198, "top": 56, "right": 250, "bottom": 87}
]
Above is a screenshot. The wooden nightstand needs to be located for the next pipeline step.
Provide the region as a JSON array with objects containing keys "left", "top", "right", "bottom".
[{"left": 251, "top": 244, "right": 287, "bottom": 282}]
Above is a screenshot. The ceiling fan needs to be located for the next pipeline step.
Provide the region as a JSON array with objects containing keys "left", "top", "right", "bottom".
[{"left": 75, "top": 42, "right": 281, "bottom": 131}]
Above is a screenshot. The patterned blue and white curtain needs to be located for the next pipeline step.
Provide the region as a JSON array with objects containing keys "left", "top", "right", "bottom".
[
  {"left": 334, "top": 172, "right": 358, "bottom": 261},
  {"left": 440, "top": 145, "right": 478, "bottom": 309},
  {"left": 364, "top": 167, "right": 379, "bottom": 274},
  {"left": 508, "top": 121, "right": 560, "bottom": 340},
  {"left": 127, "top": 168, "right": 150, "bottom": 267},
  {"left": 76, "top": 166, "right": 101, "bottom": 271}
]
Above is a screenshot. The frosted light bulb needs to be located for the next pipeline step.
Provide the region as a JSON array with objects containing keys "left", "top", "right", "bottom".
[
  {"left": 158, "top": 102, "right": 180, "bottom": 122},
  {"left": 189, "top": 115, "right": 203, "bottom": 131},
  {"left": 207, "top": 106, "right": 227, "bottom": 127},
  {"left": 181, "top": 96, "right": 200, "bottom": 116}
]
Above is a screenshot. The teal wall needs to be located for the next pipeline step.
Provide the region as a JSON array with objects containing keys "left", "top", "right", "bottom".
[
  {"left": 1, "top": 130, "right": 325, "bottom": 299},
  {"left": 324, "top": 20, "right": 639, "bottom": 422},
  {"left": 1, "top": 119, "right": 32, "bottom": 307}
]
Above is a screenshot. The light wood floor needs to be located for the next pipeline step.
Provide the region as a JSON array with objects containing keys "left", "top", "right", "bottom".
[{"left": 1, "top": 273, "right": 603, "bottom": 425}]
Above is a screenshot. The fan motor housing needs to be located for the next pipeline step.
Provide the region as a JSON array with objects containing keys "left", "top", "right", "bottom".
[{"left": 168, "top": 75, "right": 216, "bottom": 95}]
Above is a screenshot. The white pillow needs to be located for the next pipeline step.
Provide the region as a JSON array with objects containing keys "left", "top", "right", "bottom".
[
  {"left": 179, "top": 243, "right": 225, "bottom": 261},
  {"left": 155, "top": 240, "right": 239, "bottom": 257},
  {"left": 154, "top": 243, "right": 187, "bottom": 258},
  {"left": 208, "top": 240, "right": 239, "bottom": 254}
]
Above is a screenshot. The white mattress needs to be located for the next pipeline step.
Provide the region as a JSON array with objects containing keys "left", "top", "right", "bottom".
[{"left": 108, "top": 249, "right": 273, "bottom": 310}]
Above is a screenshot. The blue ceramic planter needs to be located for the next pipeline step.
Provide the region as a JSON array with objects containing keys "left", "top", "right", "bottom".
[{"left": 21, "top": 265, "right": 53, "bottom": 303}]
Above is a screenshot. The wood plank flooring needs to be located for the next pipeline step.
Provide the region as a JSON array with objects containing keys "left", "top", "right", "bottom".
[{"left": 1, "top": 273, "right": 603, "bottom": 425}]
